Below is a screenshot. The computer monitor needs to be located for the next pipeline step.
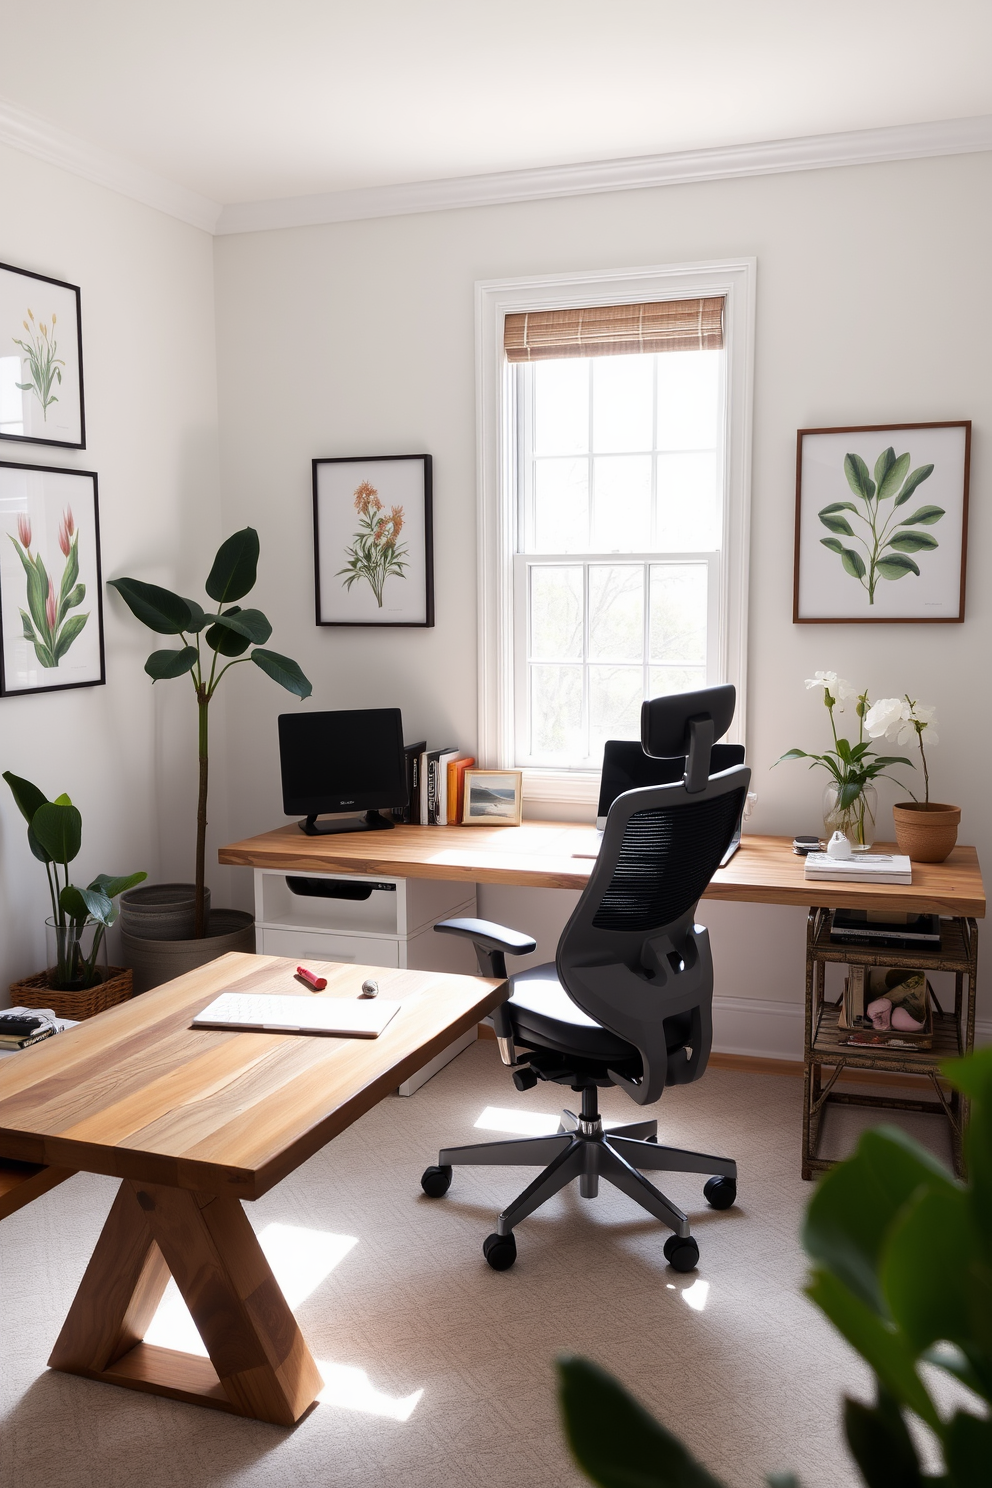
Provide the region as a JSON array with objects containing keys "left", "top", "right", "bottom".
[
  {"left": 596, "top": 739, "right": 746, "bottom": 830},
  {"left": 278, "top": 708, "right": 408, "bottom": 836}
]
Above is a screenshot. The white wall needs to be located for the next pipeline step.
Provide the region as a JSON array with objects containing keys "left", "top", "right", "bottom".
[
  {"left": 221, "top": 152, "right": 991, "bottom": 1046},
  {"left": 0, "top": 142, "right": 221, "bottom": 994}
]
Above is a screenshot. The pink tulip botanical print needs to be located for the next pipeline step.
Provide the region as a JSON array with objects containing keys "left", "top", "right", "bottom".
[
  {"left": 9, "top": 505, "right": 89, "bottom": 667},
  {"left": 337, "top": 480, "right": 409, "bottom": 607}
]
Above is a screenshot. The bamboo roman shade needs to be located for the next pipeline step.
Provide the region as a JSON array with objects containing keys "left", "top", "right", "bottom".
[{"left": 504, "top": 297, "right": 724, "bottom": 362}]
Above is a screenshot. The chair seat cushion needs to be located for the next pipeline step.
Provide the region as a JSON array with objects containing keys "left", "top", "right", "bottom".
[{"left": 506, "top": 964, "right": 640, "bottom": 1061}]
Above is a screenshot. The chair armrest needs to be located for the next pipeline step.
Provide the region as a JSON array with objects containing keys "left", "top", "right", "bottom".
[{"left": 434, "top": 918, "right": 537, "bottom": 958}]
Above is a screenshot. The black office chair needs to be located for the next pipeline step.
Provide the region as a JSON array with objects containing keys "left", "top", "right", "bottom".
[{"left": 420, "top": 684, "right": 750, "bottom": 1273}]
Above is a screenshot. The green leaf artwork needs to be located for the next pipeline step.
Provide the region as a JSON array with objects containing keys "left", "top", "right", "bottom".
[
  {"left": 818, "top": 448, "right": 942, "bottom": 604},
  {"left": 9, "top": 508, "right": 89, "bottom": 668},
  {"left": 336, "top": 480, "right": 409, "bottom": 607}
]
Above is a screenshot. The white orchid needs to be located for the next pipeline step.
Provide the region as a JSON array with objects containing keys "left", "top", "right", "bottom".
[
  {"left": 804, "top": 671, "right": 857, "bottom": 709},
  {"left": 864, "top": 696, "right": 910, "bottom": 741}
]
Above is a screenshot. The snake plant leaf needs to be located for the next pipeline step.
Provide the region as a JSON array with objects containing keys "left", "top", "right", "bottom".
[
  {"left": 840, "top": 548, "right": 866, "bottom": 580},
  {"left": 897, "top": 505, "right": 945, "bottom": 527},
  {"left": 876, "top": 451, "right": 911, "bottom": 502},
  {"left": 2, "top": 770, "right": 48, "bottom": 825},
  {"left": 204, "top": 607, "right": 272, "bottom": 645},
  {"left": 557, "top": 1356, "right": 727, "bottom": 1488},
  {"left": 204, "top": 605, "right": 251, "bottom": 657},
  {"left": 109, "top": 577, "right": 195, "bottom": 635},
  {"left": 819, "top": 512, "right": 856, "bottom": 536},
  {"left": 250, "top": 648, "right": 313, "bottom": 698},
  {"left": 31, "top": 800, "right": 82, "bottom": 865},
  {"left": 876, "top": 554, "right": 921, "bottom": 580},
  {"left": 88, "top": 871, "right": 148, "bottom": 900},
  {"left": 144, "top": 646, "right": 198, "bottom": 680},
  {"left": 842, "top": 1392, "right": 925, "bottom": 1488},
  {"left": 205, "top": 527, "right": 259, "bottom": 604},
  {"left": 844, "top": 454, "right": 876, "bottom": 501},
  {"left": 886, "top": 532, "right": 939, "bottom": 553},
  {"left": 943, "top": 1409, "right": 992, "bottom": 1487},
  {"left": 820, "top": 537, "right": 845, "bottom": 555},
  {"left": 893, "top": 464, "right": 935, "bottom": 507}
]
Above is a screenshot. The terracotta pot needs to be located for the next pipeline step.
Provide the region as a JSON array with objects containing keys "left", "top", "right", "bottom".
[{"left": 892, "top": 801, "right": 961, "bottom": 864}]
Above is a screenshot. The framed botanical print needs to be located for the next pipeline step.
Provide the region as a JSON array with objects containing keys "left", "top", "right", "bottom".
[
  {"left": 313, "top": 454, "right": 434, "bottom": 626},
  {"left": 0, "top": 462, "right": 105, "bottom": 695},
  {"left": 794, "top": 422, "right": 970, "bottom": 623},
  {"left": 0, "top": 262, "right": 85, "bottom": 449}
]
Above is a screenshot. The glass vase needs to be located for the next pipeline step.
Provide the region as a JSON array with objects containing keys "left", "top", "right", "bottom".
[
  {"left": 45, "top": 917, "right": 108, "bottom": 991},
  {"left": 822, "top": 781, "right": 877, "bottom": 852}
]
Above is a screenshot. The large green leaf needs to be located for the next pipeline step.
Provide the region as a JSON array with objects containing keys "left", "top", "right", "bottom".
[
  {"left": 31, "top": 800, "right": 82, "bottom": 865},
  {"left": 250, "top": 648, "right": 313, "bottom": 697},
  {"left": 2, "top": 770, "right": 48, "bottom": 825},
  {"left": 881, "top": 1185, "right": 975, "bottom": 1353},
  {"left": 897, "top": 505, "right": 944, "bottom": 527},
  {"left": 205, "top": 528, "right": 259, "bottom": 604},
  {"left": 144, "top": 646, "right": 198, "bottom": 680},
  {"left": 876, "top": 451, "right": 911, "bottom": 502},
  {"left": 819, "top": 512, "right": 855, "bottom": 536},
  {"left": 58, "top": 884, "right": 92, "bottom": 922},
  {"left": 943, "top": 1409, "right": 992, "bottom": 1487},
  {"left": 77, "top": 885, "right": 115, "bottom": 926},
  {"left": 109, "top": 577, "right": 195, "bottom": 635},
  {"left": 89, "top": 871, "right": 147, "bottom": 900},
  {"left": 557, "top": 1356, "right": 727, "bottom": 1488},
  {"left": 181, "top": 598, "right": 207, "bottom": 632},
  {"left": 204, "top": 607, "right": 272, "bottom": 645},
  {"left": 943, "top": 1049, "right": 992, "bottom": 1273},
  {"left": 204, "top": 604, "right": 251, "bottom": 656},
  {"left": 844, "top": 454, "right": 876, "bottom": 501},
  {"left": 842, "top": 1392, "right": 924, "bottom": 1488},
  {"left": 840, "top": 548, "right": 866, "bottom": 580},
  {"left": 876, "top": 554, "right": 921, "bottom": 580},
  {"left": 893, "top": 464, "right": 934, "bottom": 506}
]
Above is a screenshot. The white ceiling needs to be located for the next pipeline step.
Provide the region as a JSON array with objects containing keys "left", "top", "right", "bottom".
[{"left": 1, "top": 0, "right": 991, "bottom": 211}]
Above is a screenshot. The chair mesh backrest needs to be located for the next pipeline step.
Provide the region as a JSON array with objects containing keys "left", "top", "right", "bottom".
[{"left": 591, "top": 788, "right": 747, "bottom": 933}]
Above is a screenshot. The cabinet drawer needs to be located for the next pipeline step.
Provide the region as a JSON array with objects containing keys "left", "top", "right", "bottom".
[{"left": 256, "top": 926, "right": 400, "bottom": 968}]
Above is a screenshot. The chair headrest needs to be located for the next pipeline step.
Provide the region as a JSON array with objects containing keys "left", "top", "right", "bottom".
[{"left": 640, "top": 684, "right": 737, "bottom": 793}]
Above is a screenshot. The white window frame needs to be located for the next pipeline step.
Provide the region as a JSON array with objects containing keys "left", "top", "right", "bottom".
[{"left": 476, "top": 258, "right": 756, "bottom": 808}]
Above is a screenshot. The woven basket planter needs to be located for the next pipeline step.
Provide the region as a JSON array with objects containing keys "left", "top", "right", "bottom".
[{"left": 9, "top": 965, "right": 133, "bottom": 1021}]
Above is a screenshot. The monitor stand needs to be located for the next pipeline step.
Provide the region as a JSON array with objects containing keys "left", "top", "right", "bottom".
[{"left": 298, "top": 810, "right": 396, "bottom": 837}]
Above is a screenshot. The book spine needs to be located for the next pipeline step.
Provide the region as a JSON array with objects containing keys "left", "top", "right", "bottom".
[
  {"left": 419, "top": 752, "right": 430, "bottom": 825},
  {"left": 427, "top": 757, "right": 439, "bottom": 825},
  {"left": 0, "top": 1026, "right": 55, "bottom": 1050}
]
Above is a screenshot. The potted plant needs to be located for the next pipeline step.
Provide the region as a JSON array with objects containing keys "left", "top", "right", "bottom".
[
  {"left": 108, "top": 527, "right": 312, "bottom": 989},
  {"left": 3, "top": 771, "right": 147, "bottom": 1019},
  {"left": 864, "top": 695, "right": 958, "bottom": 862},
  {"left": 777, "top": 671, "right": 914, "bottom": 850}
]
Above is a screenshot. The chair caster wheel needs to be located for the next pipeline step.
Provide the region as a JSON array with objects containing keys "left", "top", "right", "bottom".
[
  {"left": 512, "top": 1067, "right": 538, "bottom": 1092},
  {"left": 483, "top": 1232, "right": 517, "bottom": 1270},
  {"left": 703, "top": 1176, "right": 737, "bottom": 1210},
  {"left": 664, "top": 1234, "right": 699, "bottom": 1272},
  {"left": 420, "top": 1164, "right": 452, "bottom": 1198}
]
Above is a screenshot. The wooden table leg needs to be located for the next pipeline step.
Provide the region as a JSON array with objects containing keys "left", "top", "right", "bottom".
[{"left": 49, "top": 1181, "right": 323, "bottom": 1426}]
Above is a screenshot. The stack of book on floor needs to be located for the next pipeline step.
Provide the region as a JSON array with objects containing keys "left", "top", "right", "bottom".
[
  {"left": 0, "top": 1007, "right": 77, "bottom": 1056},
  {"left": 803, "top": 851, "right": 912, "bottom": 884},
  {"left": 392, "top": 743, "right": 475, "bottom": 826}
]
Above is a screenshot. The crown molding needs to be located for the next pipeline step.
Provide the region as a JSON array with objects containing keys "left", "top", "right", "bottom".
[
  {"left": 0, "top": 98, "right": 221, "bottom": 234},
  {"left": 215, "top": 114, "right": 992, "bottom": 235}
]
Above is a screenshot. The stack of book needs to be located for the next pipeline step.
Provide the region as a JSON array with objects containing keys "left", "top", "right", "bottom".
[
  {"left": 803, "top": 852, "right": 912, "bottom": 885},
  {"left": 829, "top": 908, "right": 941, "bottom": 950},
  {"left": 0, "top": 1007, "right": 75, "bottom": 1055},
  {"left": 393, "top": 744, "right": 475, "bottom": 827}
]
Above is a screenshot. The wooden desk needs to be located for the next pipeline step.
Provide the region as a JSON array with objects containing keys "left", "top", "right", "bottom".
[
  {"left": 219, "top": 823, "right": 987, "bottom": 918},
  {"left": 0, "top": 952, "right": 504, "bottom": 1424}
]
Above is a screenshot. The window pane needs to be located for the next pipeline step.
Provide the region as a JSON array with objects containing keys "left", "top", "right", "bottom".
[
  {"left": 531, "top": 664, "right": 583, "bottom": 758},
  {"left": 534, "top": 358, "right": 589, "bottom": 454},
  {"left": 589, "top": 565, "right": 643, "bottom": 663},
  {"left": 591, "top": 454, "right": 651, "bottom": 551},
  {"left": 649, "top": 564, "right": 707, "bottom": 663},
  {"left": 530, "top": 565, "right": 583, "bottom": 660},
  {"left": 657, "top": 350, "right": 719, "bottom": 451},
  {"left": 592, "top": 354, "right": 653, "bottom": 453},
  {"left": 589, "top": 666, "right": 643, "bottom": 758},
  {"left": 649, "top": 665, "right": 706, "bottom": 697},
  {"left": 534, "top": 457, "right": 588, "bottom": 552},
  {"left": 656, "top": 452, "right": 718, "bottom": 550}
]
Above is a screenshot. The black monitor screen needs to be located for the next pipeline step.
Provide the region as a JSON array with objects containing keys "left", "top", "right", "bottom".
[{"left": 278, "top": 709, "right": 408, "bottom": 816}]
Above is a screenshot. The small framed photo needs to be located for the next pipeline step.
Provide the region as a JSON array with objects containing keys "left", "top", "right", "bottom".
[
  {"left": 313, "top": 454, "right": 434, "bottom": 626},
  {"left": 794, "top": 422, "right": 970, "bottom": 623},
  {"left": 461, "top": 769, "right": 523, "bottom": 826},
  {"left": 0, "top": 262, "right": 85, "bottom": 449},
  {"left": 0, "top": 461, "right": 105, "bottom": 696}
]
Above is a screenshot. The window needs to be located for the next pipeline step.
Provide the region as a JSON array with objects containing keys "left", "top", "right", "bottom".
[{"left": 477, "top": 261, "right": 754, "bottom": 804}]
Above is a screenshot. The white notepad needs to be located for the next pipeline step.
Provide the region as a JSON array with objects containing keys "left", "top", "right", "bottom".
[
  {"left": 803, "top": 852, "right": 912, "bottom": 884},
  {"left": 192, "top": 992, "right": 401, "bottom": 1038}
]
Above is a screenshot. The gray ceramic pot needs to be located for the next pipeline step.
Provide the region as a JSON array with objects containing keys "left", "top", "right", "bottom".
[
  {"left": 119, "top": 882, "right": 211, "bottom": 941},
  {"left": 122, "top": 908, "right": 255, "bottom": 993}
]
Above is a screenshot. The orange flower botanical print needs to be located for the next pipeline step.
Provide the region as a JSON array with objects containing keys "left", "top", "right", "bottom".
[{"left": 337, "top": 482, "right": 409, "bottom": 607}]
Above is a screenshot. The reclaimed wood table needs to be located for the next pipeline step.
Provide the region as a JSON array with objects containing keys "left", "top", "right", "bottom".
[{"left": 0, "top": 952, "right": 505, "bottom": 1425}]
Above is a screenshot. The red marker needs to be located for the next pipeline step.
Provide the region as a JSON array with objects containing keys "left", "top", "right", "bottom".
[{"left": 296, "top": 965, "right": 327, "bottom": 991}]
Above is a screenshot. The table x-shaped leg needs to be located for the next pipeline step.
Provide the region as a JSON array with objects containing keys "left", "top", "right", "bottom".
[{"left": 49, "top": 1180, "right": 323, "bottom": 1425}]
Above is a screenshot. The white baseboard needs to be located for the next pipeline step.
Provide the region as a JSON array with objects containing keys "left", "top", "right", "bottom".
[{"left": 711, "top": 996, "right": 992, "bottom": 1063}]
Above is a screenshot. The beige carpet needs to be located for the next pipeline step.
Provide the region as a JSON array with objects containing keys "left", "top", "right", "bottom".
[{"left": 0, "top": 1041, "right": 954, "bottom": 1488}]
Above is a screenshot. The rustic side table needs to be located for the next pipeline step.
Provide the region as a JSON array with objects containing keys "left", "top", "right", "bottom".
[{"left": 802, "top": 909, "right": 978, "bottom": 1179}]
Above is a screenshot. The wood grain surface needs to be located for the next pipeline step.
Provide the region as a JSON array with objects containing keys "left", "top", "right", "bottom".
[
  {"left": 218, "top": 822, "right": 986, "bottom": 917},
  {"left": 0, "top": 954, "right": 506, "bottom": 1200}
]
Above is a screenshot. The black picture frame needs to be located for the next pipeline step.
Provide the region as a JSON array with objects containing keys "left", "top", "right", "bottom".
[
  {"left": 0, "top": 261, "right": 86, "bottom": 449},
  {"left": 313, "top": 454, "right": 434, "bottom": 627},
  {"left": 0, "top": 461, "right": 106, "bottom": 696}
]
